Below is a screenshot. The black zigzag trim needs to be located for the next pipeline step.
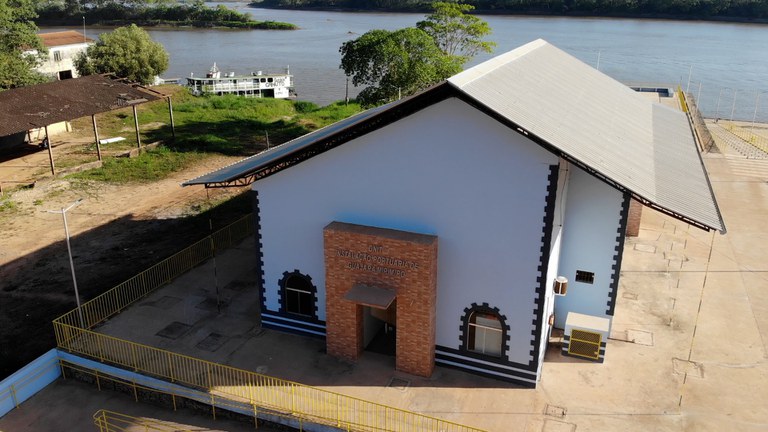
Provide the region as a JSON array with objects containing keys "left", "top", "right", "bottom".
[
  {"left": 529, "top": 164, "right": 559, "bottom": 364},
  {"left": 606, "top": 193, "right": 631, "bottom": 316},
  {"left": 253, "top": 190, "right": 266, "bottom": 317}
]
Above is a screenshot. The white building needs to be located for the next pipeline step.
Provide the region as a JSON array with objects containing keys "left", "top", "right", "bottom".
[
  {"left": 34, "top": 31, "right": 94, "bottom": 80},
  {"left": 185, "top": 39, "right": 724, "bottom": 387}
]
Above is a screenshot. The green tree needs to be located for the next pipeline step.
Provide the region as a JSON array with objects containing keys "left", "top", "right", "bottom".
[
  {"left": 0, "top": 0, "right": 49, "bottom": 90},
  {"left": 74, "top": 24, "right": 169, "bottom": 85},
  {"left": 340, "top": 27, "right": 462, "bottom": 107},
  {"left": 416, "top": 2, "right": 495, "bottom": 61}
]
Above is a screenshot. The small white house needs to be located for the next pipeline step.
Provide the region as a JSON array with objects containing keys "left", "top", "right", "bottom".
[
  {"left": 186, "top": 39, "right": 724, "bottom": 387},
  {"left": 33, "top": 31, "right": 94, "bottom": 80}
]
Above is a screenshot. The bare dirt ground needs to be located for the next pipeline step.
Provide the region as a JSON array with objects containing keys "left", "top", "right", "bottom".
[{"left": 0, "top": 135, "right": 251, "bottom": 379}]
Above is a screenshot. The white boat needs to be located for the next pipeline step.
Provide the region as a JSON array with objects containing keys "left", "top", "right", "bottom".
[{"left": 186, "top": 63, "right": 295, "bottom": 98}]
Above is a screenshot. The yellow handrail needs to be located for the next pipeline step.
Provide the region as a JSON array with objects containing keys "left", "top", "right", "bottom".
[
  {"left": 57, "top": 322, "right": 484, "bottom": 432},
  {"left": 53, "top": 212, "right": 486, "bottom": 432},
  {"left": 677, "top": 86, "right": 689, "bottom": 113},
  {"left": 0, "top": 356, "right": 60, "bottom": 412},
  {"left": 93, "top": 409, "right": 195, "bottom": 431},
  {"left": 53, "top": 214, "right": 253, "bottom": 329}
]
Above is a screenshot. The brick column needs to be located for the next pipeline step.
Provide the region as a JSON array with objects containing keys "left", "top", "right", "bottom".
[
  {"left": 626, "top": 198, "right": 643, "bottom": 237},
  {"left": 323, "top": 222, "right": 438, "bottom": 377}
]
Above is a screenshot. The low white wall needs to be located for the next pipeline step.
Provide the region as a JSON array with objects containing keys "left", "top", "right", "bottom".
[{"left": 0, "top": 349, "right": 60, "bottom": 417}]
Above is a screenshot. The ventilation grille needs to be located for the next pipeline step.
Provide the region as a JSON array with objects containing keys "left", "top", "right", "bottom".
[{"left": 568, "top": 329, "right": 601, "bottom": 360}]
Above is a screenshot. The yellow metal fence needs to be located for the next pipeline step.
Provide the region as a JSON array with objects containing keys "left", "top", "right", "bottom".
[
  {"left": 93, "top": 409, "right": 195, "bottom": 432},
  {"left": 53, "top": 214, "right": 254, "bottom": 330},
  {"left": 723, "top": 122, "right": 768, "bottom": 154},
  {"left": 52, "top": 213, "right": 486, "bottom": 432},
  {"left": 56, "top": 324, "right": 484, "bottom": 432}
]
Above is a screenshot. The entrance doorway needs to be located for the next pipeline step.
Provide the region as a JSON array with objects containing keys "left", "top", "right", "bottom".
[
  {"left": 363, "top": 301, "right": 396, "bottom": 356},
  {"left": 323, "top": 221, "right": 438, "bottom": 377}
]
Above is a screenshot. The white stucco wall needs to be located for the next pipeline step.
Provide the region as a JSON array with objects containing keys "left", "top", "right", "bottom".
[
  {"left": 554, "top": 166, "right": 625, "bottom": 329},
  {"left": 256, "top": 97, "right": 558, "bottom": 365},
  {"left": 32, "top": 43, "right": 90, "bottom": 78}
]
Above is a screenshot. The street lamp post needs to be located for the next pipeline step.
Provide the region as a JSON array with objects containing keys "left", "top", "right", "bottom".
[
  {"left": 751, "top": 90, "right": 768, "bottom": 137},
  {"left": 46, "top": 199, "right": 85, "bottom": 328},
  {"left": 715, "top": 87, "right": 731, "bottom": 119},
  {"left": 716, "top": 89, "right": 722, "bottom": 119}
]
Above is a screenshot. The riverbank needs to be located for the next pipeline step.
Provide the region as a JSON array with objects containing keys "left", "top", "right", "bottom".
[
  {"left": 37, "top": 3, "right": 297, "bottom": 30},
  {"left": 246, "top": 1, "right": 768, "bottom": 25}
]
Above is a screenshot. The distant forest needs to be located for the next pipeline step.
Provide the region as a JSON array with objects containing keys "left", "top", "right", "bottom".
[
  {"left": 35, "top": 0, "right": 297, "bottom": 28},
  {"left": 253, "top": 0, "right": 768, "bottom": 20}
]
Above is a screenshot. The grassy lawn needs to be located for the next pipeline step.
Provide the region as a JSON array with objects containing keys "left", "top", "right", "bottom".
[{"left": 68, "top": 86, "right": 363, "bottom": 183}]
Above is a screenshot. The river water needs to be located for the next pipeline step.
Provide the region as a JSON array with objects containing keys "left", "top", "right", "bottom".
[{"left": 49, "top": 6, "right": 768, "bottom": 120}]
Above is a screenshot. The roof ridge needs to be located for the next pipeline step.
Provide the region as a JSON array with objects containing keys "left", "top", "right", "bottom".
[{"left": 448, "top": 38, "right": 549, "bottom": 89}]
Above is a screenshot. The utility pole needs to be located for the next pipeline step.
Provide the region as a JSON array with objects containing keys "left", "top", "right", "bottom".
[{"left": 46, "top": 199, "right": 85, "bottom": 328}]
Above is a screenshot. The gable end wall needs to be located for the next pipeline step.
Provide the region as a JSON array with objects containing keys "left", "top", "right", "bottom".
[{"left": 255, "top": 97, "right": 558, "bottom": 386}]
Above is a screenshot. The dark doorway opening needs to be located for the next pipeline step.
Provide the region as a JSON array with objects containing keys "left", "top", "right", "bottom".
[{"left": 363, "top": 301, "right": 396, "bottom": 356}]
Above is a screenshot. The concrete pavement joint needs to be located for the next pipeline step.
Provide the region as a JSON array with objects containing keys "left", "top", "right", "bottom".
[{"left": 679, "top": 229, "right": 715, "bottom": 400}]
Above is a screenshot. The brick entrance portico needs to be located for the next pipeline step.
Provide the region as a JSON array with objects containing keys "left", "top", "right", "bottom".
[{"left": 323, "top": 222, "right": 438, "bottom": 377}]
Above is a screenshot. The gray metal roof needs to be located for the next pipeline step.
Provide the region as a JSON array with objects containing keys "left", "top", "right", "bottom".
[
  {"left": 449, "top": 39, "right": 724, "bottom": 232},
  {"left": 183, "top": 102, "right": 396, "bottom": 187},
  {"left": 185, "top": 39, "right": 724, "bottom": 233}
]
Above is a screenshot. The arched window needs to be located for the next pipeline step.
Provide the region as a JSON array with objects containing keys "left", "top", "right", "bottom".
[
  {"left": 279, "top": 270, "right": 317, "bottom": 319},
  {"left": 461, "top": 303, "right": 508, "bottom": 359}
]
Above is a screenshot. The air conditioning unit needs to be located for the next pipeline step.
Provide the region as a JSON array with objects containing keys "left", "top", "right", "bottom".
[{"left": 562, "top": 312, "right": 610, "bottom": 363}]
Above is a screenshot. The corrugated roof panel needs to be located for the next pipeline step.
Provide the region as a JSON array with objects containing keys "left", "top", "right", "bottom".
[
  {"left": 183, "top": 102, "right": 395, "bottom": 186},
  {"left": 0, "top": 74, "right": 162, "bottom": 137},
  {"left": 449, "top": 39, "right": 723, "bottom": 232},
  {"left": 184, "top": 39, "right": 723, "bottom": 232},
  {"left": 39, "top": 31, "right": 94, "bottom": 47}
]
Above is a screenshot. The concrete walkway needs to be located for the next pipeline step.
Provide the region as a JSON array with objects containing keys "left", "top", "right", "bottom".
[{"left": 2, "top": 127, "right": 767, "bottom": 432}]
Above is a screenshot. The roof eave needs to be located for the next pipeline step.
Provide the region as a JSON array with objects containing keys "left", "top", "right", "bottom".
[
  {"left": 449, "top": 84, "right": 725, "bottom": 234},
  {"left": 182, "top": 82, "right": 458, "bottom": 188}
]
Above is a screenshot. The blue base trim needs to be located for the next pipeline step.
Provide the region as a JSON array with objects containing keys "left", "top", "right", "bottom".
[
  {"left": 262, "top": 312, "right": 326, "bottom": 338},
  {"left": 435, "top": 346, "right": 537, "bottom": 387}
]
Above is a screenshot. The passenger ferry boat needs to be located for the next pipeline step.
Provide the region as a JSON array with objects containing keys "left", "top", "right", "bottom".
[{"left": 186, "top": 63, "right": 294, "bottom": 98}]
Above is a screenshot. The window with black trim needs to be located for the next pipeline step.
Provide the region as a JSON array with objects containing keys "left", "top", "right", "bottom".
[
  {"left": 279, "top": 270, "right": 317, "bottom": 319},
  {"left": 53, "top": 50, "right": 62, "bottom": 62},
  {"left": 575, "top": 270, "right": 595, "bottom": 284},
  {"left": 460, "top": 303, "right": 510, "bottom": 360}
]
